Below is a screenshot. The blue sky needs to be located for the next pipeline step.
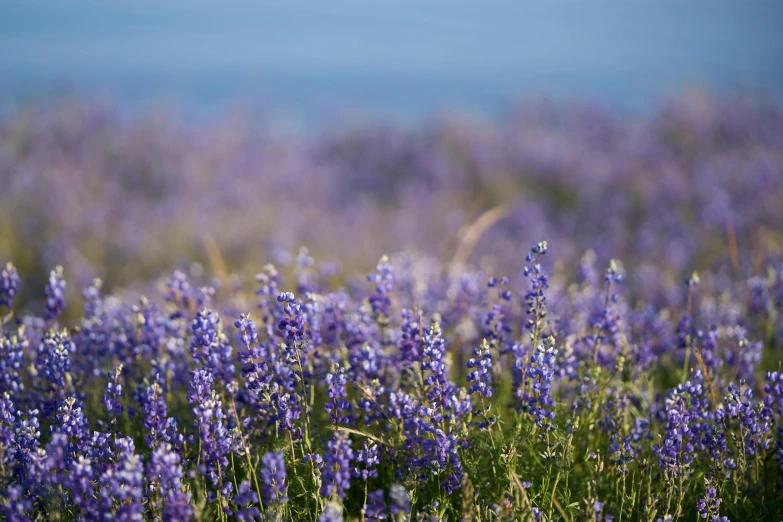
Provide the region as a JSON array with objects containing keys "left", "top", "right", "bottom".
[{"left": 2, "top": 0, "right": 782, "bottom": 123}]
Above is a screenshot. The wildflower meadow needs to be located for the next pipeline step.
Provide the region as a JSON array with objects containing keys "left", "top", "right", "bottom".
[{"left": 1, "top": 96, "right": 782, "bottom": 521}]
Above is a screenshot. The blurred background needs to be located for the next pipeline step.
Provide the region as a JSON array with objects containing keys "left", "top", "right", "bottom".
[
  {"left": 3, "top": 1, "right": 783, "bottom": 124},
  {"left": 1, "top": 0, "right": 783, "bottom": 310}
]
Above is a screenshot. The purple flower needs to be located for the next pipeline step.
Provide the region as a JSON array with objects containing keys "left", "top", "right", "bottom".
[
  {"left": 318, "top": 502, "right": 344, "bottom": 522},
  {"left": 0, "top": 262, "right": 20, "bottom": 311},
  {"left": 368, "top": 256, "right": 394, "bottom": 325},
  {"left": 147, "top": 442, "right": 194, "bottom": 520},
  {"left": 523, "top": 241, "right": 549, "bottom": 338},
  {"left": 191, "top": 309, "right": 235, "bottom": 386},
  {"left": 50, "top": 396, "right": 89, "bottom": 458},
  {"left": 260, "top": 450, "right": 288, "bottom": 507},
  {"left": 0, "top": 393, "right": 15, "bottom": 468},
  {"left": 188, "top": 368, "right": 235, "bottom": 489},
  {"left": 325, "top": 365, "right": 352, "bottom": 425},
  {"left": 82, "top": 278, "right": 103, "bottom": 320},
  {"left": 235, "top": 313, "right": 259, "bottom": 350},
  {"left": 321, "top": 432, "right": 354, "bottom": 499},
  {"left": 140, "top": 381, "right": 181, "bottom": 450},
  {"left": 40, "top": 331, "right": 74, "bottom": 412},
  {"left": 422, "top": 319, "right": 457, "bottom": 414},
  {"left": 389, "top": 484, "right": 410, "bottom": 517},
  {"left": 516, "top": 338, "right": 558, "bottom": 428},
  {"left": 102, "top": 365, "right": 124, "bottom": 421},
  {"left": 467, "top": 339, "right": 493, "bottom": 398},
  {"left": 277, "top": 292, "right": 306, "bottom": 342},
  {"left": 232, "top": 480, "right": 262, "bottom": 521},
  {"left": 0, "top": 332, "right": 27, "bottom": 401},
  {"left": 98, "top": 437, "right": 144, "bottom": 521},
  {"left": 44, "top": 265, "right": 66, "bottom": 322},
  {"left": 398, "top": 308, "right": 422, "bottom": 364},
  {"left": 13, "top": 408, "right": 43, "bottom": 491},
  {"left": 653, "top": 376, "right": 706, "bottom": 475},
  {"left": 365, "top": 489, "right": 387, "bottom": 520},
  {"left": 354, "top": 441, "right": 379, "bottom": 481}
]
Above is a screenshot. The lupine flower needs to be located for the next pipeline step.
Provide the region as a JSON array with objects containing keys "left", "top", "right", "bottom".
[
  {"left": 523, "top": 242, "right": 549, "bottom": 337},
  {"left": 0, "top": 393, "right": 16, "bottom": 470},
  {"left": 654, "top": 377, "right": 705, "bottom": 475},
  {"left": 0, "top": 262, "right": 20, "bottom": 311},
  {"left": 318, "top": 502, "right": 344, "bottom": 522},
  {"left": 40, "top": 331, "right": 74, "bottom": 412},
  {"left": 368, "top": 256, "right": 394, "bottom": 325},
  {"left": 82, "top": 278, "right": 103, "bottom": 319},
  {"left": 147, "top": 442, "right": 194, "bottom": 521},
  {"left": 354, "top": 441, "right": 379, "bottom": 480},
  {"left": 467, "top": 339, "right": 493, "bottom": 398},
  {"left": 389, "top": 484, "right": 410, "bottom": 518},
  {"left": 188, "top": 369, "right": 234, "bottom": 488},
  {"left": 277, "top": 292, "right": 306, "bottom": 342},
  {"left": 98, "top": 437, "right": 145, "bottom": 521},
  {"left": 232, "top": 480, "right": 262, "bottom": 521},
  {"left": 421, "top": 319, "right": 466, "bottom": 418},
  {"left": 696, "top": 486, "right": 721, "bottom": 520},
  {"left": 0, "top": 485, "right": 33, "bottom": 520},
  {"left": 517, "top": 337, "right": 558, "bottom": 428},
  {"left": 235, "top": 313, "right": 259, "bottom": 351},
  {"left": 261, "top": 450, "right": 289, "bottom": 507},
  {"left": 13, "top": 408, "right": 43, "bottom": 491},
  {"left": 325, "top": 365, "right": 352, "bottom": 425},
  {"left": 50, "top": 396, "right": 89, "bottom": 458},
  {"left": 44, "top": 265, "right": 66, "bottom": 322},
  {"left": 103, "top": 365, "right": 124, "bottom": 420},
  {"left": 484, "top": 276, "right": 512, "bottom": 347},
  {"left": 321, "top": 432, "right": 354, "bottom": 499},
  {"left": 166, "top": 269, "right": 197, "bottom": 312},
  {"left": 365, "top": 489, "right": 387, "bottom": 521},
  {"left": 416, "top": 428, "right": 465, "bottom": 494},
  {"left": 399, "top": 308, "right": 422, "bottom": 364},
  {"left": 191, "top": 309, "right": 235, "bottom": 385},
  {"left": 140, "top": 381, "right": 181, "bottom": 449},
  {"left": 0, "top": 332, "right": 26, "bottom": 401}
]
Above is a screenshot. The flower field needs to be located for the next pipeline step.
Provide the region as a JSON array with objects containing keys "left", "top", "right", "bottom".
[{"left": 1, "top": 95, "right": 783, "bottom": 521}]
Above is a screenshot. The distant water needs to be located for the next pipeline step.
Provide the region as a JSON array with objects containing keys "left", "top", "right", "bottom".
[{"left": 1, "top": 0, "right": 782, "bottom": 125}]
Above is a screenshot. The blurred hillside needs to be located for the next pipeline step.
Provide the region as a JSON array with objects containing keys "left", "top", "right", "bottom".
[{"left": 2, "top": 93, "right": 782, "bottom": 312}]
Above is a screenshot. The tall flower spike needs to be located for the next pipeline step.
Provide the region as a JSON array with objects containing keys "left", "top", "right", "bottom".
[
  {"left": 187, "top": 368, "right": 234, "bottom": 489},
  {"left": 44, "top": 265, "right": 66, "bottom": 322},
  {"left": 102, "top": 365, "right": 124, "bottom": 422},
  {"left": 140, "top": 381, "right": 181, "bottom": 450},
  {"left": 260, "top": 450, "right": 288, "bottom": 508},
  {"left": 0, "top": 262, "right": 20, "bottom": 311},
  {"left": 368, "top": 255, "right": 394, "bottom": 326},
  {"left": 147, "top": 442, "right": 194, "bottom": 521},
  {"left": 0, "top": 333, "right": 26, "bottom": 401},
  {"left": 467, "top": 339, "right": 493, "bottom": 398},
  {"left": 518, "top": 337, "right": 558, "bottom": 428},
  {"left": 191, "top": 309, "right": 235, "bottom": 388},
  {"left": 354, "top": 441, "right": 379, "bottom": 480},
  {"left": 41, "top": 331, "right": 75, "bottom": 412},
  {"left": 325, "top": 365, "right": 352, "bottom": 425},
  {"left": 98, "top": 437, "right": 144, "bottom": 520},
  {"left": 318, "top": 502, "right": 344, "bottom": 522},
  {"left": 364, "top": 490, "right": 386, "bottom": 521},
  {"left": 277, "top": 292, "right": 306, "bottom": 342},
  {"left": 523, "top": 241, "right": 549, "bottom": 340},
  {"left": 390, "top": 484, "right": 411, "bottom": 518},
  {"left": 321, "top": 432, "right": 354, "bottom": 500},
  {"left": 82, "top": 278, "right": 103, "bottom": 320}
]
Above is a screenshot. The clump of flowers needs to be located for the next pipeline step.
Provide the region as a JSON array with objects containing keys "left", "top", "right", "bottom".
[{"left": 0, "top": 232, "right": 780, "bottom": 521}]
